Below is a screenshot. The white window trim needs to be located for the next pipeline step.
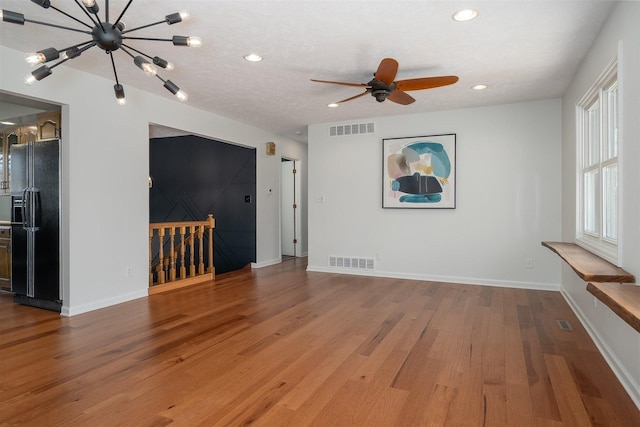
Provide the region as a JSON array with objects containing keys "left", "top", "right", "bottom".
[{"left": 575, "top": 55, "right": 620, "bottom": 265}]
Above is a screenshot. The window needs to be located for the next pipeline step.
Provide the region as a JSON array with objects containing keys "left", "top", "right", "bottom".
[{"left": 577, "top": 59, "right": 618, "bottom": 264}]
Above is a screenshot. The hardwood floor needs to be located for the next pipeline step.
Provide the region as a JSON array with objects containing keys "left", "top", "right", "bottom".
[{"left": 1, "top": 258, "right": 639, "bottom": 426}]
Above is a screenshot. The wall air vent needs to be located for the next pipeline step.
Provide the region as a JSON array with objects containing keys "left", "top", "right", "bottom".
[
  {"left": 329, "top": 122, "right": 375, "bottom": 137},
  {"left": 329, "top": 256, "right": 375, "bottom": 271}
]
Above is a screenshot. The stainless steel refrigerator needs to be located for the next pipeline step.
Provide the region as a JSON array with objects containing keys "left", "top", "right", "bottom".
[{"left": 10, "top": 140, "right": 61, "bottom": 312}]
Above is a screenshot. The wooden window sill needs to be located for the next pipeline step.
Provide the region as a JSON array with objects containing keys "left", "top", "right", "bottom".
[
  {"left": 542, "top": 241, "right": 635, "bottom": 283},
  {"left": 587, "top": 282, "right": 640, "bottom": 333}
]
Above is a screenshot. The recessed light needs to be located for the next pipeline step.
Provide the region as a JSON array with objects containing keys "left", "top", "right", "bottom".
[
  {"left": 327, "top": 103, "right": 339, "bottom": 108},
  {"left": 472, "top": 84, "right": 488, "bottom": 90},
  {"left": 243, "top": 53, "right": 263, "bottom": 62},
  {"left": 453, "top": 9, "right": 478, "bottom": 22}
]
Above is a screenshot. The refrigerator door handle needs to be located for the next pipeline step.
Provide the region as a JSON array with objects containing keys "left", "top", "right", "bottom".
[
  {"left": 22, "top": 188, "right": 28, "bottom": 229},
  {"left": 33, "top": 189, "right": 41, "bottom": 231}
]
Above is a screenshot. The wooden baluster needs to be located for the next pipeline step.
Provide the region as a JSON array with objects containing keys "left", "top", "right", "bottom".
[
  {"left": 158, "top": 228, "right": 165, "bottom": 284},
  {"left": 189, "top": 226, "right": 196, "bottom": 277},
  {"left": 149, "top": 227, "right": 155, "bottom": 286},
  {"left": 179, "top": 226, "right": 186, "bottom": 279},
  {"left": 207, "top": 214, "right": 215, "bottom": 274},
  {"left": 169, "top": 227, "right": 176, "bottom": 282},
  {"left": 198, "top": 226, "right": 205, "bottom": 275},
  {"left": 148, "top": 216, "right": 216, "bottom": 289}
]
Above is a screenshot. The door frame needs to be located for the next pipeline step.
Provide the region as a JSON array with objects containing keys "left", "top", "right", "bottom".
[{"left": 280, "top": 156, "right": 301, "bottom": 259}]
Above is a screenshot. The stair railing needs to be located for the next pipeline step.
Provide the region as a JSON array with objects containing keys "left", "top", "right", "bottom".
[{"left": 148, "top": 214, "right": 215, "bottom": 293}]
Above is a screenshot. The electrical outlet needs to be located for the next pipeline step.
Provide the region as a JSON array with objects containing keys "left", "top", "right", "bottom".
[
  {"left": 525, "top": 258, "right": 534, "bottom": 269},
  {"left": 126, "top": 267, "right": 133, "bottom": 277},
  {"left": 593, "top": 297, "right": 598, "bottom": 308},
  {"left": 376, "top": 252, "right": 382, "bottom": 261}
]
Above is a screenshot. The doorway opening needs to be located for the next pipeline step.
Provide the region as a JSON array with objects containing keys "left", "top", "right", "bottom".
[{"left": 281, "top": 158, "right": 298, "bottom": 261}]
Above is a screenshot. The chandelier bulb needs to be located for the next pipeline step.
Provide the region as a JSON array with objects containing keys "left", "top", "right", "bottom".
[
  {"left": 180, "top": 11, "right": 190, "bottom": 20},
  {"left": 81, "top": 0, "right": 99, "bottom": 14},
  {"left": 172, "top": 36, "right": 202, "bottom": 47},
  {"left": 114, "top": 84, "right": 126, "bottom": 105},
  {"left": 25, "top": 75, "right": 37, "bottom": 86},
  {"left": 25, "top": 47, "right": 59, "bottom": 66},
  {"left": 25, "top": 52, "right": 43, "bottom": 66},
  {"left": 134, "top": 56, "right": 157, "bottom": 76},
  {"left": 187, "top": 36, "right": 201, "bottom": 48},
  {"left": 63, "top": 47, "right": 81, "bottom": 60},
  {"left": 153, "top": 56, "right": 174, "bottom": 70},
  {"left": 176, "top": 90, "right": 188, "bottom": 102},
  {"left": 164, "top": 80, "right": 188, "bottom": 102},
  {"left": 25, "top": 65, "right": 52, "bottom": 85}
]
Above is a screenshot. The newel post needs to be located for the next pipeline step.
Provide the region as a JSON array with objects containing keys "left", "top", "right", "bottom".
[{"left": 207, "top": 214, "right": 215, "bottom": 274}]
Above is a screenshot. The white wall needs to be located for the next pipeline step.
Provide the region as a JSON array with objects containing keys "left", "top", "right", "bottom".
[
  {"left": 561, "top": 1, "right": 640, "bottom": 406},
  {"left": 0, "top": 45, "right": 308, "bottom": 316},
  {"left": 308, "top": 99, "right": 562, "bottom": 290}
]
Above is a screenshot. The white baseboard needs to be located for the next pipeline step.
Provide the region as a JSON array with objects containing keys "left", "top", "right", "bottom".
[
  {"left": 305, "top": 265, "right": 560, "bottom": 292},
  {"left": 560, "top": 290, "right": 640, "bottom": 410},
  {"left": 251, "top": 258, "right": 282, "bottom": 269},
  {"left": 61, "top": 289, "right": 148, "bottom": 317}
]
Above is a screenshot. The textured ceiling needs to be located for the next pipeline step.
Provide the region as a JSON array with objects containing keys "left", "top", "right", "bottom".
[{"left": 0, "top": 0, "right": 618, "bottom": 142}]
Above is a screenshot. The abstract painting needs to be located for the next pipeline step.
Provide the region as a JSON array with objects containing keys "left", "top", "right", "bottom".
[{"left": 383, "top": 134, "right": 456, "bottom": 209}]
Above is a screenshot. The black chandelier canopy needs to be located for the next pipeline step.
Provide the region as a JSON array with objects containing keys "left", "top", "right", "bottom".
[{"left": 0, "top": 0, "right": 201, "bottom": 105}]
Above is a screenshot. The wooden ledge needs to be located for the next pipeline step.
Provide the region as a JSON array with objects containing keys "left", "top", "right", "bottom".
[
  {"left": 587, "top": 282, "right": 640, "bottom": 333},
  {"left": 542, "top": 242, "right": 635, "bottom": 283}
]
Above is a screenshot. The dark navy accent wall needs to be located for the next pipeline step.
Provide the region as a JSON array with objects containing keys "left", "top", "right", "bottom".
[{"left": 149, "top": 135, "right": 256, "bottom": 274}]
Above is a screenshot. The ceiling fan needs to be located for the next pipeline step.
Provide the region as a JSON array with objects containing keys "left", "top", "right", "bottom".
[{"left": 311, "top": 58, "right": 458, "bottom": 105}]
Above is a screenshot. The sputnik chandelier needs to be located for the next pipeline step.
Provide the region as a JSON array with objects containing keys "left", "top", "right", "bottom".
[{"left": 0, "top": 0, "right": 201, "bottom": 105}]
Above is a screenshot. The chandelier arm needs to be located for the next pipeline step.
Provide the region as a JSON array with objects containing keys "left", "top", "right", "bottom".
[
  {"left": 48, "top": 42, "right": 96, "bottom": 70},
  {"left": 48, "top": 5, "right": 93, "bottom": 29},
  {"left": 109, "top": 51, "right": 121, "bottom": 85},
  {"left": 118, "top": 45, "right": 136, "bottom": 60},
  {"left": 122, "top": 36, "right": 173, "bottom": 42},
  {"left": 72, "top": 0, "right": 101, "bottom": 30},
  {"left": 112, "top": 0, "right": 134, "bottom": 29},
  {"left": 59, "top": 39, "right": 96, "bottom": 53},
  {"left": 23, "top": 18, "right": 91, "bottom": 34},
  {"left": 73, "top": 41, "right": 97, "bottom": 56},
  {"left": 121, "top": 20, "right": 166, "bottom": 34},
  {"left": 120, "top": 43, "right": 153, "bottom": 61}
]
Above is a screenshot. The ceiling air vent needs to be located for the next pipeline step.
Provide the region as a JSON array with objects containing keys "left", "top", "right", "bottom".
[{"left": 329, "top": 122, "right": 375, "bottom": 137}]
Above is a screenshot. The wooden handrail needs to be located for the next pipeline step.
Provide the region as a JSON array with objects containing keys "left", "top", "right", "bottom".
[{"left": 149, "top": 214, "right": 215, "bottom": 292}]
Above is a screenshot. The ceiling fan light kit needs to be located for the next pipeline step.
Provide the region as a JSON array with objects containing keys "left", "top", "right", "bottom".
[
  {"left": 1, "top": 0, "right": 201, "bottom": 105},
  {"left": 311, "top": 58, "right": 459, "bottom": 106}
]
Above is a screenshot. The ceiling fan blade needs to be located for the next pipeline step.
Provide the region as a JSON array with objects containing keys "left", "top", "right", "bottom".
[
  {"left": 395, "top": 76, "right": 459, "bottom": 91},
  {"left": 387, "top": 90, "right": 415, "bottom": 105},
  {"left": 375, "top": 58, "right": 398, "bottom": 85},
  {"left": 310, "top": 79, "right": 369, "bottom": 88},
  {"left": 336, "top": 91, "right": 369, "bottom": 104}
]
